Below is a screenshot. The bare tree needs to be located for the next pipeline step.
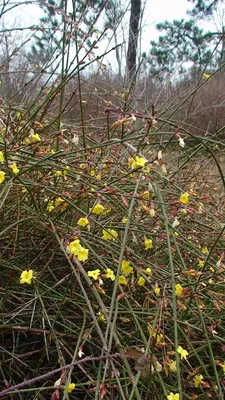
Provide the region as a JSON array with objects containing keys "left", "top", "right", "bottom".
[{"left": 0, "top": 19, "right": 46, "bottom": 102}]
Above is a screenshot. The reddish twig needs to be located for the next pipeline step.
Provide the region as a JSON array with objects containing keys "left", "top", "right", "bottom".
[{"left": 0, "top": 353, "right": 134, "bottom": 397}]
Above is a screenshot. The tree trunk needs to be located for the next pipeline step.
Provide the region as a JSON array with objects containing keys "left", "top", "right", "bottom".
[
  {"left": 219, "top": 26, "right": 225, "bottom": 66},
  {"left": 126, "top": 0, "right": 141, "bottom": 80},
  {"left": 114, "top": 29, "right": 122, "bottom": 78}
]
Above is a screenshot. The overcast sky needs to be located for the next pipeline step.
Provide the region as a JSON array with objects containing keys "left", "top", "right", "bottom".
[
  {"left": 4, "top": 0, "right": 216, "bottom": 73},
  {"left": 10, "top": 0, "right": 192, "bottom": 49},
  {"left": 141, "top": 0, "right": 191, "bottom": 46},
  {"left": 21, "top": 0, "right": 192, "bottom": 27},
  {"left": 100, "top": 0, "right": 193, "bottom": 71}
]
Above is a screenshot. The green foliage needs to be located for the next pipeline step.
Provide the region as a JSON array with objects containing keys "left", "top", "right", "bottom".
[
  {"left": 26, "top": 0, "right": 65, "bottom": 69},
  {"left": 187, "top": 0, "right": 221, "bottom": 17},
  {"left": 148, "top": 0, "right": 225, "bottom": 78},
  {"left": 149, "top": 19, "right": 213, "bottom": 77},
  {"left": 104, "top": 0, "right": 124, "bottom": 30}
]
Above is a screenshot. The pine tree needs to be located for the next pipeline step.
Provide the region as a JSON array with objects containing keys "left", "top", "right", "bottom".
[{"left": 148, "top": 0, "right": 225, "bottom": 78}]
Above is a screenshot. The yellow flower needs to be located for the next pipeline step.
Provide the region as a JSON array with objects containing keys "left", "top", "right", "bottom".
[
  {"left": 20, "top": 269, "right": 34, "bottom": 285},
  {"left": 31, "top": 133, "right": 41, "bottom": 142},
  {"left": 68, "top": 240, "right": 89, "bottom": 261},
  {"left": 63, "top": 166, "right": 70, "bottom": 176},
  {"left": 10, "top": 163, "right": 19, "bottom": 174},
  {"left": 175, "top": 283, "right": 183, "bottom": 297},
  {"left": 88, "top": 269, "right": 100, "bottom": 280},
  {"left": 55, "top": 197, "right": 64, "bottom": 207},
  {"left": 202, "top": 246, "right": 209, "bottom": 255},
  {"left": 66, "top": 382, "right": 76, "bottom": 393},
  {"left": 122, "top": 217, "right": 128, "bottom": 223},
  {"left": 16, "top": 112, "right": 22, "bottom": 120},
  {"left": 90, "top": 169, "right": 96, "bottom": 176},
  {"left": 121, "top": 260, "right": 133, "bottom": 275},
  {"left": 91, "top": 204, "right": 105, "bottom": 215},
  {"left": 68, "top": 239, "right": 81, "bottom": 255},
  {"left": 154, "top": 285, "right": 160, "bottom": 295},
  {"left": 24, "top": 137, "right": 31, "bottom": 144},
  {"left": 169, "top": 360, "right": 177, "bottom": 372},
  {"left": 198, "top": 259, "right": 205, "bottom": 268},
  {"left": 118, "top": 275, "right": 128, "bottom": 285},
  {"left": 144, "top": 238, "right": 153, "bottom": 250},
  {"left": 177, "top": 345, "right": 189, "bottom": 360},
  {"left": 193, "top": 374, "right": 203, "bottom": 388},
  {"left": 130, "top": 156, "right": 147, "bottom": 170},
  {"left": 105, "top": 268, "right": 115, "bottom": 281},
  {"left": 102, "top": 229, "right": 118, "bottom": 241},
  {"left": 0, "top": 171, "right": 5, "bottom": 183},
  {"left": 152, "top": 331, "right": 164, "bottom": 345},
  {"left": 0, "top": 151, "right": 4, "bottom": 162},
  {"left": 137, "top": 276, "right": 145, "bottom": 286},
  {"left": 203, "top": 72, "right": 211, "bottom": 80},
  {"left": 76, "top": 247, "right": 89, "bottom": 262},
  {"left": 97, "top": 311, "right": 106, "bottom": 322},
  {"left": 55, "top": 170, "right": 62, "bottom": 176},
  {"left": 142, "top": 191, "right": 151, "bottom": 199},
  {"left": 77, "top": 217, "right": 89, "bottom": 227},
  {"left": 167, "top": 393, "right": 179, "bottom": 400},
  {"left": 180, "top": 192, "right": 189, "bottom": 204},
  {"left": 134, "top": 156, "right": 146, "bottom": 168},
  {"left": 47, "top": 201, "right": 55, "bottom": 212},
  {"left": 145, "top": 267, "right": 152, "bottom": 276}
]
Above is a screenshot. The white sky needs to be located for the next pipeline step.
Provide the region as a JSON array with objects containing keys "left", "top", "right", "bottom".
[
  {"left": 6, "top": 0, "right": 192, "bottom": 48},
  {"left": 23, "top": 0, "right": 192, "bottom": 34},
  {"left": 21, "top": 0, "right": 192, "bottom": 29},
  {"left": 3, "top": 0, "right": 217, "bottom": 73},
  {"left": 141, "top": 0, "right": 192, "bottom": 48}
]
